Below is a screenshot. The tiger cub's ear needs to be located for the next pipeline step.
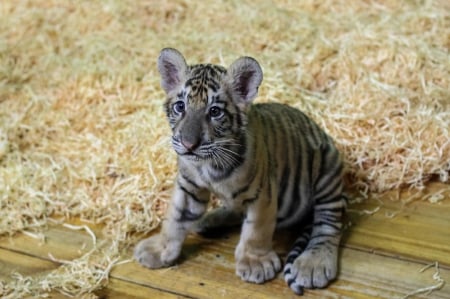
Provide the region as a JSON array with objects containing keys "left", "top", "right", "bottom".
[
  {"left": 157, "top": 48, "right": 188, "bottom": 94},
  {"left": 227, "top": 57, "right": 263, "bottom": 105}
]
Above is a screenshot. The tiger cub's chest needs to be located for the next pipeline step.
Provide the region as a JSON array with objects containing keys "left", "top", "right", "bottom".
[{"left": 179, "top": 159, "right": 256, "bottom": 205}]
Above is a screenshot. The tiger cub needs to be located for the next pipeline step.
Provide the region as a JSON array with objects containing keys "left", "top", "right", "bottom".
[{"left": 134, "top": 48, "right": 346, "bottom": 295}]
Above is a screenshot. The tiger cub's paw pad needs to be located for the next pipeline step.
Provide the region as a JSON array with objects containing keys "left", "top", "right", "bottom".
[
  {"left": 286, "top": 248, "right": 337, "bottom": 290},
  {"left": 236, "top": 250, "right": 281, "bottom": 284},
  {"left": 134, "top": 235, "right": 180, "bottom": 269}
]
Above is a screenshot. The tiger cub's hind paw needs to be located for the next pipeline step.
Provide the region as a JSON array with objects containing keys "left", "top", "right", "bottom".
[{"left": 284, "top": 246, "right": 338, "bottom": 293}]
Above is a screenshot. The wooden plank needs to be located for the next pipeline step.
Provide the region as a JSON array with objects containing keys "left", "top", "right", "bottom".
[
  {"left": 0, "top": 247, "right": 57, "bottom": 281},
  {"left": 0, "top": 248, "right": 187, "bottom": 299},
  {"left": 95, "top": 278, "right": 190, "bottom": 299},
  {"left": 0, "top": 247, "right": 71, "bottom": 299},
  {"left": 345, "top": 186, "right": 450, "bottom": 267},
  {"left": 0, "top": 224, "right": 448, "bottom": 298},
  {"left": 3, "top": 233, "right": 448, "bottom": 299},
  {"left": 3, "top": 195, "right": 449, "bottom": 268},
  {"left": 0, "top": 184, "right": 449, "bottom": 298},
  {"left": 0, "top": 224, "right": 96, "bottom": 262},
  {"left": 112, "top": 232, "right": 450, "bottom": 299}
]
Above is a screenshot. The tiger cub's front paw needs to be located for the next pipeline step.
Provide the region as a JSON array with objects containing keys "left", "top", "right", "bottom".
[
  {"left": 235, "top": 249, "right": 282, "bottom": 284},
  {"left": 134, "top": 234, "right": 181, "bottom": 269}
]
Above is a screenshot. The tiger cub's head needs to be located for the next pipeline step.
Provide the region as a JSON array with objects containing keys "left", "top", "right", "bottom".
[{"left": 157, "top": 48, "right": 262, "bottom": 169}]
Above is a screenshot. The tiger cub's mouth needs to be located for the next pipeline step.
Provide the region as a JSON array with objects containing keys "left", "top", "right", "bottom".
[
  {"left": 172, "top": 138, "right": 211, "bottom": 162},
  {"left": 180, "top": 151, "right": 202, "bottom": 161}
]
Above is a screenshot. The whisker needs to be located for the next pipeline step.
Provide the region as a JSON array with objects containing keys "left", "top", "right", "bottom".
[{"left": 214, "top": 147, "right": 241, "bottom": 168}]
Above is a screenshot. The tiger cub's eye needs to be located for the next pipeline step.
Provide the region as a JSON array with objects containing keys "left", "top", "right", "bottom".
[
  {"left": 173, "top": 101, "right": 185, "bottom": 114},
  {"left": 209, "top": 106, "right": 224, "bottom": 119}
]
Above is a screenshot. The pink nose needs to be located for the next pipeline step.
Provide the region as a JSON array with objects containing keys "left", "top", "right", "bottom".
[{"left": 181, "top": 139, "right": 199, "bottom": 151}]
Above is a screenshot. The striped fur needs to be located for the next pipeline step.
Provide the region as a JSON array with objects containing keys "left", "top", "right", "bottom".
[{"left": 134, "top": 48, "right": 346, "bottom": 295}]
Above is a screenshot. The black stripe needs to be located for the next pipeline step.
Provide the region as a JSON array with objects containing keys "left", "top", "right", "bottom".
[
  {"left": 175, "top": 206, "right": 203, "bottom": 222},
  {"left": 314, "top": 206, "right": 344, "bottom": 213},
  {"left": 314, "top": 178, "right": 342, "bottom": 203},
  {"left": 277, "top": 164, "right": 290, "bottom": 209},
  {"left": 281, "top": 138, "right": 304, "bottom": 222},
  {"left": 242, "top": 197, "right": 258, "bottom": 205},
  {"left": 316, "top": 213, "right": 341, "bottom": 223},
  {"left": 208, "top": 81, "right": 219, "bottom": 92},
  {"left": 287, "top": 277, "right": 296, "bottom": 286},
  {"left": 232, "top": 184, "right": 250, "bottom": 199},
  {"left": 313, "top": 220, "right": 341, "bottom": 231},
  {"left": 290, "top": 155, "right": 302, "bottom": 205},
  {"left": 286, "top": 254, "right": 298, "bottom": 264},
  {"left": 317, "top": 148, "right": 342, "bottom": 189},
  {"left": 306, "top": 145, "right": 316, "bottom": 186},
  {"left": 179, "top": 185, "right": 208, "bottom": 203},
  {"left": 315, "top": 144, "right": 330, "bottom": 188},
  {"left": 242, "top": 173, "right": 264, "bottom": 205},
  {"left": 315, "top": 192, "right": 343, "bottom": 206},
  {"left": 308, "top": 241, "right": 327, "bottom": 248},
  {"left": 180, "top": 175, "right": 199, "bottom": 189},
  {"left": 235, "top": 105, "right": 244, "bottom": 128},
  {"left": 309, "top": 233, "right": 338, "bottom": 240}
]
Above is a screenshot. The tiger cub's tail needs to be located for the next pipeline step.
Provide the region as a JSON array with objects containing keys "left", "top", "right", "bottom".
[{"left": 282, "top": 225, "right": 313, "bottom": 295}]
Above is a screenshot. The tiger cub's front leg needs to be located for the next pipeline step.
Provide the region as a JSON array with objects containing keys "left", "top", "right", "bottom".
[
  {"left": 134, "top": 179, "right": 209, "bottom": 268},
  {"left": 235, "top": 188, "right": 281, "bottom": 284}
]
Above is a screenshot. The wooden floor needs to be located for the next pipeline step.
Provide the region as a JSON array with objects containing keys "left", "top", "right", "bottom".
[{"left": 1, "top": 184, "right": 450, "bottom": 298}]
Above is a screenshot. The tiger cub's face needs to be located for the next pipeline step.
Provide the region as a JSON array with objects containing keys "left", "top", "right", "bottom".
[
  {"left": 157, "top": 48, "right": 263, "bottom": 169},
  {"left": 165, "top": 64, "right": 242, "bottom": 164}
]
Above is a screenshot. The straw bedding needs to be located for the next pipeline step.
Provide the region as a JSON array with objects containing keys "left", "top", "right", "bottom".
[{"left": 0, "top": 0, "right": 449, "bottom": 297}]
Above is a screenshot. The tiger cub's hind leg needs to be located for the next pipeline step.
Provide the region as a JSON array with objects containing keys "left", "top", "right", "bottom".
[{"left": 193, "top": 205, "right": 244, "bottom": 237}]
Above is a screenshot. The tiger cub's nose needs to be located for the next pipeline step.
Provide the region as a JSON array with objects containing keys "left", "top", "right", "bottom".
[{"left": 181, "top": 139, "right": 199, "bottom": 152}]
